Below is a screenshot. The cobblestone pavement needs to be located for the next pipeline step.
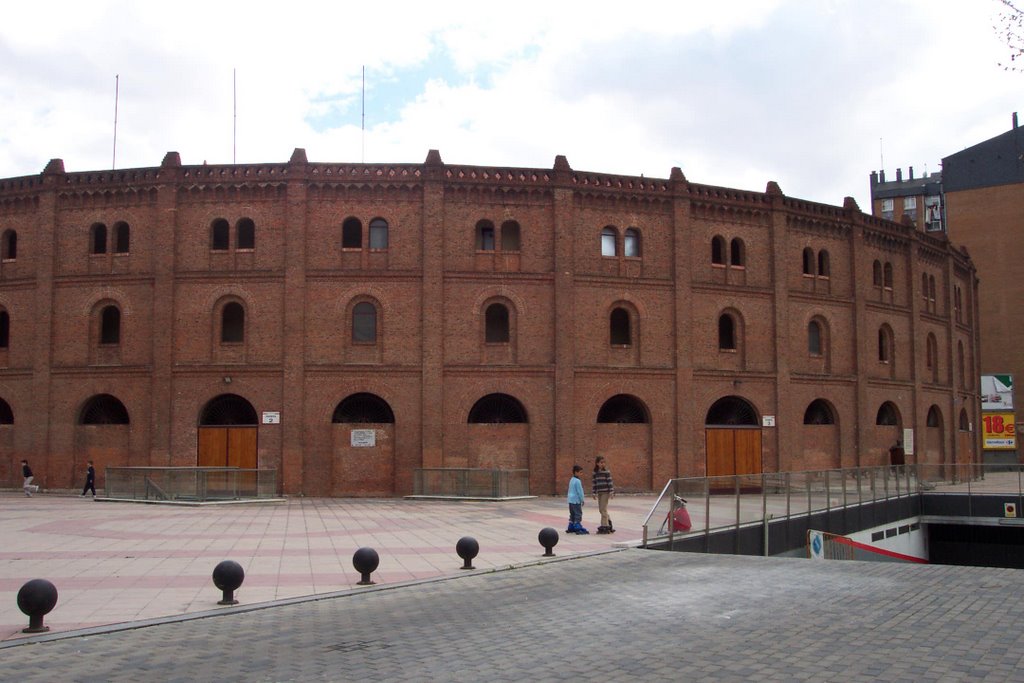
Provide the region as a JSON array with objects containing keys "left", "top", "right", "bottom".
[{"left": 4, "top": 550, "right": 1024, "bottom": 682}]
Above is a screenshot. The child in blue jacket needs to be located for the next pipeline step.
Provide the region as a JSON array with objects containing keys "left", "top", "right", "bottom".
[{"left": 566, "top": 465, "right": 588, "bottom": 534}]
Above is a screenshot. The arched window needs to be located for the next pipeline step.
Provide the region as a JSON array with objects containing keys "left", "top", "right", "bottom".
[
  {"left": 601, "top": 226, "right": 617, "bottom": 257},
  {"left": 211, "top": 219, "right": 230, "bottom": 251},
  {"left": 957, "top": 341, "right": 966, "bottom": 388},
  {"left": 876, "top": 402, "right": 899, "bottom": 426},
  {"left": 342, "top": 217, "right": 362, "bottom": 249},
  {"left": 705, "top": 396, "right": 758, "bottom": 426},
  {"left": 730, "top": 238, "right": 744, "bottom": 266},
  {"left": 100, "top": 305, "right": 121, "bottom": 345},
  {"left": 624, "top": 228, "right": 641, "bottom": 258},
  {"left": 802, "top": 247, "right": 814, "bottom": 275},
  {"left": 922, "top": 273, "right": 930, "bottom": 304},
  {"left": 0, "top": 310, "right": 9, "bottom": 348},
  {"left": 2, "top": 229, "right": 17, "bottom": 260},
  {"left": 476, "top": 220, "right": 495, "bottom": 251},
  {"left": 369, "top": 218, "right": 389, "bottom": 250},
  {"left": 610, "top": 307, "right": 631, "bottom": 346},
  {"left": 485, "top": 303, "right": 510, "bottom": 343},
  {"left": 221, "top": 302, "right": 245, "bottom": 343},
  {"left": 817, "top": 250, "right": 829, "bottom": 277},
  {"left": 468, "top": 393, "right": 527, "bottom": 423},
  {"left": 803, "top": 399, "right": 836, "bottom": 425},
  {"left": 959, "top": 408, "right": 970, "bottom": 431},
  {"left": 711, "top": 236, "right": 726, "bottom": 265},
  {"left": 114, "top": 221, "right": 130, "bottom": 253},
  {"left": 332, "top": 393, "right": 395, "bottom": 423},
  {"left": 926, "top": 333, "right": 938, "bottom": 381},
  {"left": 200, "top": 394, "right": 258, "bottom": 425},
  {"left": 718, "top": 314, "right": 736, "bottom": 350},
  {"left": 872, "top": 260, "right": 882, "bottom": 286},
  {"left": 352, "top": 302, "right": 377, "bottom": 343},
  {"left": 0, "top": 397, "right": 13, "bottom": 424},
  {"left": 883, "top": 262, "right": 893, "bottom": 289},
  {"left": 877, "top": 325, "right": 893, "bottom": 363},
  {"left": 91, "top": 223, "right": 107, "bottom": 255},
  {"left": 501, "top": 221, "right": 521, "bottom": 252},
  {"left": 927, "top": 405, "right": 942, "bottom": 428},
  {"left": 79, "top": 394, "right": 130, "bottom": 424},
  {"left": 236, "top": 218, "right": 255, "bottom": 249},
  {"left": 597, "top": 394, "right": 649, "bottom": 423},
  {"left": 808, "top": 320, "right": 822, "bottom": 356},
  {"left": 929, "top": 275, "right": 937, "bottom": 304}
]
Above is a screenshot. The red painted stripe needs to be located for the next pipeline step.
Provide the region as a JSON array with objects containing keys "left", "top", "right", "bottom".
[{"left": 831, "top": 535, "right": 927, "bottom": 563}]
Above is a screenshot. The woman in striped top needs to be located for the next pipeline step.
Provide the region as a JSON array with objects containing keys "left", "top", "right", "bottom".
[{"left": 592, "top": 456, "right": 615, "bottom": 533}]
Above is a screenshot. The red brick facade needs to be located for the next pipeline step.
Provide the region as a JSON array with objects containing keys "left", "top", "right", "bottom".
[{"left": 0, "top": 150, "right": 980, "bottom": 495}]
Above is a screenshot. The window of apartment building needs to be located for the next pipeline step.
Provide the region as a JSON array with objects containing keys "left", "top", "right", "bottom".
[
  {"left": 927, "top": 406, "right": 941, "bottom": 428},
  {"left": 476, "top": 220, "right": 496, "bottom": 251},
  {"left": 0, "top": 398, "right": 12, "bottom": 424},
  {"left": 881, "top": 198, "right": 894, "bottom": 220},
  {"left": 877, "top": 325, "right": 894, "bottom": 364},
  {"left": 0, "top": 310, "right": 9, "bottom": 348},
  {"left": 501, "top": 221, "right": 521, "bottom": 252},
  {"left": 808, "top": 320, "right": 823, "bottom": 356},
  {"left": 959, "top": 409, "right": 970, "bottom": 431},
  {"left": 601, "top": 226, "right": 618, "bottom": 257},
  {"left": 352, "top": 302, "right": 378, "bottom": 343},
  {"left": 730, "top": 238, "right": 745, "bottom": 267},
  {"left": 817, "top": 250, "right": 830, "bottom": 278},
  {"left": 876, "top": 401, "right": 899, "bottom": 426},
  {"left": 802, "top": 248, "right": 814, "bottom": 275},
  {"left": 883, "top": 262, "right": 893, "bottom": 289},
  {"left": 872, "top": 260, "right": 882, "bottom": 287},
  {"left": 926, "top": 333, "right": 938, "bottom": 382}
]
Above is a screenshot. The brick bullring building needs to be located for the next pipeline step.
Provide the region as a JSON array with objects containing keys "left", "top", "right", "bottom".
[{"left": 0, "top": 149, "right": 979, "bottom": 496}]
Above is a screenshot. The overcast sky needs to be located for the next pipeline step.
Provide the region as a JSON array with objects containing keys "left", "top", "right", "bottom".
[{"left": 0, "top": 0, "right": 1018, "bottom": 208}]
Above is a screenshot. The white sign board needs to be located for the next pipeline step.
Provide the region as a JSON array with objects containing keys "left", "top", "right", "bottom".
[
  {"left": 762, "top": 415, "right": 776, "bottom": 427},
  {"left": 262, "top": 411, "right": 281, "bottom": 424},
  {"left": 902, "top": 428, "right": 914, "bottom": 456},
  {"left": 351, "top": 429, "right": 376, "bottom": 448}
]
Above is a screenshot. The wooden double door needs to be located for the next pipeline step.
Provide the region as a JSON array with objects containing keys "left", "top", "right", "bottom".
[
  {"left": 198, "top": 427, "right": 257, "bottom": 468},
  {"left": 706, "top": 428, "right": 762, "bottom": 477}
]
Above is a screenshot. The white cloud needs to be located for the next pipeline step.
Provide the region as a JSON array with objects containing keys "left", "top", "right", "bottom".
[{"left": 0, "top": 0, "right": 1018, "bottom": 210}]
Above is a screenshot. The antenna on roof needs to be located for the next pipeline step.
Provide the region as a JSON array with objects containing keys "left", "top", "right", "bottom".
[
  {"left": 112, "top": 74, "right": 119, "bottom": 170},
  {"left": 361, "top": 65, "right": 366, "bottom": 163},
  {"left": 879, "top": 137, "right": 884, "bottom": 172}
]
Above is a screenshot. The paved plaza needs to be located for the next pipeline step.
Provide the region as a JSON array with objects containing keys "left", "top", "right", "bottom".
[{"left": 4, "top": 489, "right": 1024, "bottom": 681}]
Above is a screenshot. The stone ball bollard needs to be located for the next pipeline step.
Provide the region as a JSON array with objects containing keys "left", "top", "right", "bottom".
[
  {"left": 213, "top": 560, "right": 245, "bottom": 605},
  {"left": 538, "top": 527, "right": 559, "bottom": 557},
  {"left": 456, "top": 536, "right": 479, "bottom": 570},
  {"left": 17, "top": 578, "right": 58, "bottom": 633},
  {"left": 353, "top": 547, "right": 380, "bottom": 586}
]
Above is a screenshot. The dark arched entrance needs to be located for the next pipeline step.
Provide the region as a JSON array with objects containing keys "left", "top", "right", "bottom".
[
  {"left": 596, "top": 394, "right": 652, "bottom": 491},
  {"left": 705, "top": 395, "right": 762, "bottom": 477},
  {"left": 331, "top": 393, "right": 396, "bottom": 496},
  {"left": 197, "top": 394, "right": 258, "bottom": 468}
]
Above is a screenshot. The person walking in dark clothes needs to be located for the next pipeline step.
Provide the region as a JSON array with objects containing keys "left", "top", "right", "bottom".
[
  {"left": 81, "top": 460, "right": 96, "bottom": 498},
  {"left": 21, "top": 460, "right": 39, "bottom": 497},
  {"left": 592, "top": 455, "right": 615, "bottom": 534}
]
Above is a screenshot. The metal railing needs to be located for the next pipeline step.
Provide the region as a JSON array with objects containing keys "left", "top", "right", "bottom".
[
  {"left": 104, "top": 467, "right": 278, "bottom": 502},
  {"left": 413, "top": 468, "right": 530, "bottom": 499},
  {"left": 641, "top": 463, "right": 1021, "bottom": 548}
]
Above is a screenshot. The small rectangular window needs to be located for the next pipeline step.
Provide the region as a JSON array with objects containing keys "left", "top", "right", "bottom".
[{"left": 903, "top": 197, "right": 917, "bottom": 210}]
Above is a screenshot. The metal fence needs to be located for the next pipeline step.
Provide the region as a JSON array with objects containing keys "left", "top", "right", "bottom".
[
  {"left": 641, "top": 463, "right": 1017, "bottom": 548},
  {"left": 413, "top": 468, "right": 530, "bottom": 499},
  {"left": 104, "top": 467, "right": 278, "bottom": 502}
]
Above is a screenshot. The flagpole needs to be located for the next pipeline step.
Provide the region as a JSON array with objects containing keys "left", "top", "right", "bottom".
[
  {"left": 361, "top": 65, "right": 365, "bottom": 163},
  {"left": 112, "top": 74, "right": 119, "bottom": 170},
  {"left": 233, "top": 68, "right": 237, "bottom": 164}
]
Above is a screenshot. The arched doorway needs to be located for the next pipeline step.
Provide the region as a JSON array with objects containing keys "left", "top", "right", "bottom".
[
  {"left": 77, "top": 394, "right": 131, "bottom": 487},
  {"left": 923, "top": 405, "right": 944, "bottom": 468},
  {"left": 801, "top": 399, "right": 839, "bottom": 470},
  {"left": 197, "top": 394, "right": 258, "bottom": 468},
  {"left": 331, "top": 393, "right": 396, "bottom": 496},
  {"left": 466, "top": 393, "right": 529, "bottom": 469},
  {"left": 596, "top": 394, "right": 652, "bottom": 491},
  {"left": 705, "top": 396, "right": 762, "bottom": 477}
]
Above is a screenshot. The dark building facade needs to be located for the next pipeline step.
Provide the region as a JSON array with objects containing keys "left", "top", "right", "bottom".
[{"left": 0, "top": 149, "right": 980, "bottom": 495}]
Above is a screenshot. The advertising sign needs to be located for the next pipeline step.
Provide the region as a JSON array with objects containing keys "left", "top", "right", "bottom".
[
  {"left": 981, "top": 375, "right": 1014, "bottom": 411},
  {"left": 982, "top": 412, "right": 1016, "bottom": 450}
]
